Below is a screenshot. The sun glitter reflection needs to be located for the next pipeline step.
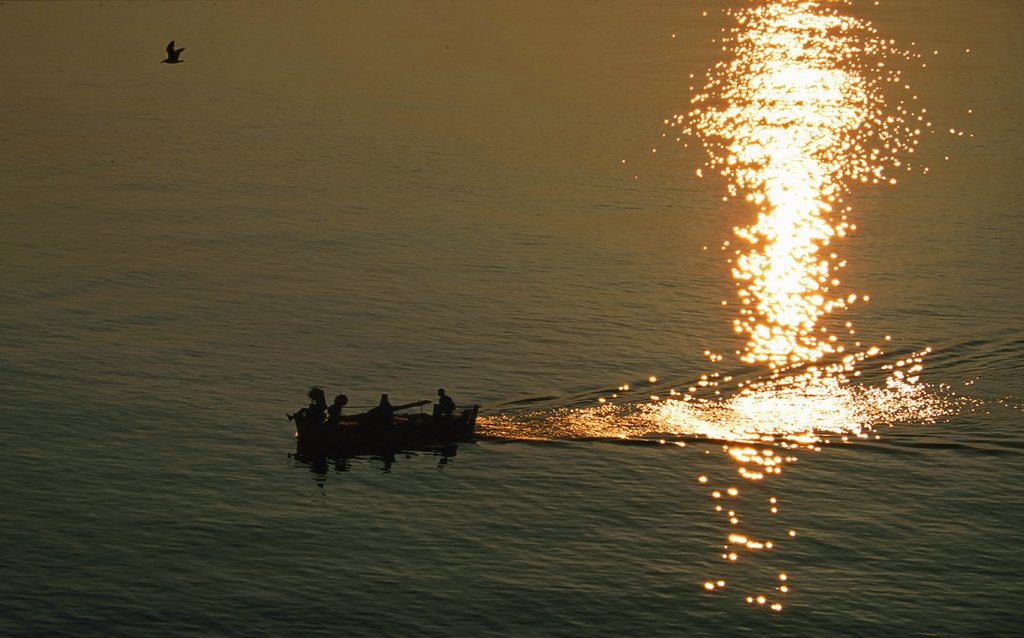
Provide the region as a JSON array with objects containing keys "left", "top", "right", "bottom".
[
  {"left": 480, "top": 0, "right": 956, "bottom": 615},
  {"left": 666, "top": 0, "right": 937, "bottom": 612},
  {"left": 677, "top": 0, "right": 926, "bottom": 369},
  {"left": 644, "top": 351, "right": 945, "bottom": 443}
]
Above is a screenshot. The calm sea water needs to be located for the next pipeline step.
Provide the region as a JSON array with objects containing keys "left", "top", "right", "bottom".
[{"left": 2, "top": 1, "right": 1022, "bottom": 636}]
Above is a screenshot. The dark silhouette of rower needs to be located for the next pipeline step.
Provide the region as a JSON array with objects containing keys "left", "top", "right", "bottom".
[
  {"left": 434, "top": 388, "right": 456, "bottom": 418},
  {"left": 162, "top": 41, "right": 185, "bottom": 64},
  {"left": 326, "top": 393, "right": 348, "bottom": 426},
  {"left": 366, "top": 393, "right": 394, "bottom": 427},
  {"left": 287, "top": 386, "right": 328, "bottom": 427}
]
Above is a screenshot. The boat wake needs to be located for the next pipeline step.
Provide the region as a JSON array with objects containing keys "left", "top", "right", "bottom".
[{"left": 478, "top": 348, "right": 965, "bottom": 446}]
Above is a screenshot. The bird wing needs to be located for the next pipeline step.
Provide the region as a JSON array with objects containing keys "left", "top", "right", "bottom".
[{"left": 166, "top": 41, "right": 175, "bottom": 56}]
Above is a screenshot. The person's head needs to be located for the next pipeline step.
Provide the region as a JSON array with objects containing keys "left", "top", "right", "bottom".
[
  {"left": 437, "top": 388, "right": 446, "bottom": 397},
  {"left": 308, "top": 386, "right": 325, "bottom": 404},
  {"left": 333, "top": 394, "right": 348, "bottom": 406},
  {"left": 379, "top": 393, "right": 390, "bottom": 406}
]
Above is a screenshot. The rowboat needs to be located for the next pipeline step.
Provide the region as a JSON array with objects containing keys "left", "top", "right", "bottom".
[{"left": 292, "top": 400, "right": 479, "bottom": 457}]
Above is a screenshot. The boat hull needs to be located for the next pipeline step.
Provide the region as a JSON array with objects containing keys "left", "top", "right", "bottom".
[{"left": 294, "top": 406, "right": 478, "bottom": 457}]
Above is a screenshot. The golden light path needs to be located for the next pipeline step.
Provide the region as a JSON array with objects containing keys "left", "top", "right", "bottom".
[
  {"left": 485, "top": 0, "right": 949, "bottom": 459},
  {"left": 484, "top": 0, "right": 958, "bottom": 614},
  {"left": 680, "top": 0, "right": 924, "bottom": 370},
  {"left": 672, "top": 0, "right": 944, "bottom": 612},
  {"left": 672, "top": 0, "right": 939, "bottom": 612}
]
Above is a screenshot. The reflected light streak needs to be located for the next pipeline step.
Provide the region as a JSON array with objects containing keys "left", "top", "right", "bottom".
[
  {"left": 480, "top": 0, "right": 956, "bottom": 615},
  {"left": 677, "top": 0, "right": 926, "bottom": 370},
  {"left": 671, "top": 0, "right": 936, "bottom": 612}
]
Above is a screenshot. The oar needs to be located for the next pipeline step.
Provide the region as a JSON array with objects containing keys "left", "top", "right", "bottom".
[{"left": 391, "top": 399, "right": 432, "bottom": 412}]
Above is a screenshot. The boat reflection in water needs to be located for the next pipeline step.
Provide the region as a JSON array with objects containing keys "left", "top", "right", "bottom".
[{"left": 292, "top": 444, "right": 463, "bottom": 478}]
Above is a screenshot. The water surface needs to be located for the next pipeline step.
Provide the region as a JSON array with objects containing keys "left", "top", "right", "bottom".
[{"left": 1, "top": 1, "right": 1022, "bottom": 635}]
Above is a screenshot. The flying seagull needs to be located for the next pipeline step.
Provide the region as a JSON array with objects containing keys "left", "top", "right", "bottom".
[{"left": 162, "top": 41, "right": 185, "bottom": 64}]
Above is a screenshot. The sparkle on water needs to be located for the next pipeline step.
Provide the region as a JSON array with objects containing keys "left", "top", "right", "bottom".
[
  {"left": 484, "top": 0, "right": 951, "bottom": 447},
  {"left": 483, "top": 0, "right": 965, "bottom": 613},
  {"left": 679, "top": 0, "right": 926, "bottom": 370},
  {"left": 670, "top": 0, "right": 946, "bottom": 612}
]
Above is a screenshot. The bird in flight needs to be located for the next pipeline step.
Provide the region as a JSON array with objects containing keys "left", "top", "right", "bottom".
[{"left": 162, "top": 41, "right": 185, "bottom": 64}]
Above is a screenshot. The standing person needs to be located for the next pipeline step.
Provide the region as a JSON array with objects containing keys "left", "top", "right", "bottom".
[{"left": 434, "top": 388, "right": 456, "bottom": 418}]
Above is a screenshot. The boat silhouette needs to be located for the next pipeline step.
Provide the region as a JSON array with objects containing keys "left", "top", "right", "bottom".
[{"left": 292, "top": 400, "right": 479, "bottom": 458}]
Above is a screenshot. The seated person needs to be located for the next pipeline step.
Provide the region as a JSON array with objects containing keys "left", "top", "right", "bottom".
[
  {"left": 366, "top": 393, "right": 394, "bottom": 427},
  {"left": 288, "top": 386, "right": 328, "bottom": 427},
  {"left": 434, "top": 388, "right": 456, "bottom": 418},
  {"left": 326, "top": 393, "right": 348, "bottom": 426}
]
